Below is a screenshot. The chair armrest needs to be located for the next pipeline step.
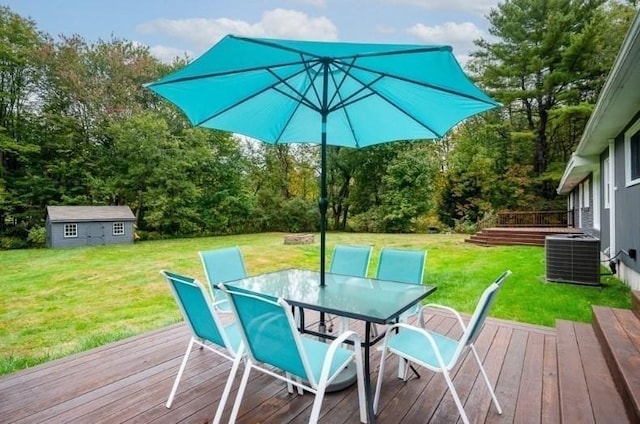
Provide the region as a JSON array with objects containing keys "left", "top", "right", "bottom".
[
  {"left": 418, "top": 303, "right": 467, "bottom": 332},
  {"left": 383, "top": 322, "right": 450, "bottom": 369},
  {"left": 329, "top": 329, "right": 362, "bottom": 351},
  {"left": 212, "top": 298, "right": 230, "bottom": 309},
  {"left": 316, "top": 330, "right": 362, "bottom": 387}
]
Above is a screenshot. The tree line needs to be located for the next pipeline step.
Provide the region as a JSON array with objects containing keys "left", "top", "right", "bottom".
[{"left": 0, "top": 1, "right": 637, "bottom": 248}]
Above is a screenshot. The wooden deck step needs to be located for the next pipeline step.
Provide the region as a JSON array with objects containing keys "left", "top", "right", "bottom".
[
  {"left": 592, "top": 306, "right": 640, "bottom": 423},
  {"left": 465, "top": 227, "right": 581, "bottom": 247},
  {"left": 556, "top": 320, "right": 631, "bottom": 423}
]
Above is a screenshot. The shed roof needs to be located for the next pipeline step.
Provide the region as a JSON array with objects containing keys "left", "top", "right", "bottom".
[{"left": 46, "top": 206, "right": 136, "bottom": 222}]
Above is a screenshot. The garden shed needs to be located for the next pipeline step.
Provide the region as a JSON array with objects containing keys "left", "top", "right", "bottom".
[{"left": 46, "top": 206, "right": 136, "bottom": 248}]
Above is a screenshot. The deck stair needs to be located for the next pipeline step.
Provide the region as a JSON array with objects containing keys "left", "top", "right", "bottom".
[
  {"left": 555, "top": 290, "right": 640, "bottom": 423},
  {"left": 465, "top": 227, "right": 581, "bottom": 247}
]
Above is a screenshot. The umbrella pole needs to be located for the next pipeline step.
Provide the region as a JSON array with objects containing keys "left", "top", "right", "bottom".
[
  {"left": 318, "top": 114, "right": 328, "bottom": 335},
  {"left": 319, "top": 60, "right": 329, "bottom": 336}
]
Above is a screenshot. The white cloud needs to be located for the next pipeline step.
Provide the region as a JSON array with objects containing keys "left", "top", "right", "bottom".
[
  {"left": 389, "top": 0, "right": 497, "bottom": 16},
  {"left": 260, "top": 9, "right": 337, "bottom": 40},
  {"left": 147, "top": 45, "right": 194, "bottom": 63},
  {"left": 137, "top": 17, "right": 262, "bottom": 52},
  {"left": 407, "top": 21, "right": 483, "bottom": 44},
  {"left": 407, "top": 21, "right": 483, "bottom": 59},
  {"left": 137, "top": 8, "right": 338, "bottom": 60}
]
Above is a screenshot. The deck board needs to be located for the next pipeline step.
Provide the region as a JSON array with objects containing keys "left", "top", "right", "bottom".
[{"left": 1, "top": 310, "right": 562, "bottom": 424}]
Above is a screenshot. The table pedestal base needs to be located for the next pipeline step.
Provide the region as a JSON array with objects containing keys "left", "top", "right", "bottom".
[{"left": 326, "top": 362, "right": 358, "bottom": 392}]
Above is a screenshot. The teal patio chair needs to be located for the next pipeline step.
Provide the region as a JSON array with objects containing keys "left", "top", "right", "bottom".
[
  {"left": 160, "top": 270, "right": 244, "bottom": 424},
  {"left": 375, "top": 247, "right": 427, "bottom": 321},
  {"left": 329, "top": 244, "right": 372, "bottom": 277},
  {"left": 375, "top": 247, "right": 427, "bottom": 376},
  {"left": 199, "top": 246, "right": 248, "bottom": 313},
  {"left": 373, "top": 270, "right": 512, "bottom": 424},
  {"left": 328, "top": 244, "right": 372, "bottom": 333},
  {"left": 219, "top": 283, "right": 367, "bottom": 424}
]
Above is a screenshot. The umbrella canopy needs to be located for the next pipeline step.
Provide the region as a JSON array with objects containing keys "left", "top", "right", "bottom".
[{"left": 145, "top": 35, "right": 500, "bottom": 286}]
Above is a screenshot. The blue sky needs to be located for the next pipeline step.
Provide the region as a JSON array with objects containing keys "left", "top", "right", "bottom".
[{"left": 3, "top": 0, "right": 498, "bottom": 64}]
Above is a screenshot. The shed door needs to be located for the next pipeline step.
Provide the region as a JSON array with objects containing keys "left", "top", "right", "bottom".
[{"left": 87, "top": 223, "right": 105, "bottom": 245}]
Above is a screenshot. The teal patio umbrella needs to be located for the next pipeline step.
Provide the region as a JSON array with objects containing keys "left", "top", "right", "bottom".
[{"left": 145, "top": 35, "right": 500, "bottom": 287}]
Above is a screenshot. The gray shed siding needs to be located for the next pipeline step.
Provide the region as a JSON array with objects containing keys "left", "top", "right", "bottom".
[
  {"left": 47, "top": 221, "right": 134, "bottom": 248},
  {"left": 614, "top": 118, "right": 640, "bottom": 275},
  {"left": 46, "top": 206, "right": 135, "bottom": 248}
]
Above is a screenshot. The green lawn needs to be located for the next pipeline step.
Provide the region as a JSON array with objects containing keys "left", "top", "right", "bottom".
[{"left": 0, "top": 232, "right": 631, "bottom": 376}]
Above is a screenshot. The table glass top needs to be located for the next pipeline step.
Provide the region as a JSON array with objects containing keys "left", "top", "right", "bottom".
[{"left": 225, "top": 269, "right": 436, "bottom": 324}]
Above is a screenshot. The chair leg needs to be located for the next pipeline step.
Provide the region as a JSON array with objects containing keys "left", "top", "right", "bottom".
[
  {"left": 470, "top": 345, "right": 502, "bottom": 414},
  {"left": 284, "top": 373, "right": 304, "bottom": 395},
  {"left": 295, "top": 377, "right": 304, "bottom": 395},
  {"left": 442, "top": 369, "right": 470, "bottom": 424},
  {"left": 308, "top": 387, "right": 326, "bottom": 424},
  {"left": 285, "top": 373, "right": 294, "bottom": 394},
  {"left": 373, "top": 347, "right": 389, "bottom": 413},
  {"left": 398, "top": 357, "right": 407, "bottom": 380},
  {"left": 354, "top": 346, "right": 367, "bottom": 423},
  {"left": 166, "top": 337, "right": 195, "bottom": 408},
  {"left": 213, "top": 351, "right": 243, "bottom": 424},
  {"left": 229, "top": 361, "right": 253, "bottom": 424}
]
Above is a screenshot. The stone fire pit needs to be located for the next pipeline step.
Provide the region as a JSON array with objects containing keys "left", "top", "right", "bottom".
[{"left": 284, "top": 234, "right": 315, "bottom": 245}]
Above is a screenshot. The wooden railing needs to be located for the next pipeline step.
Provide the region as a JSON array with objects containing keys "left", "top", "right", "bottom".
[{"left": 478, "top": 210, "right": 573, "bottom": 230}]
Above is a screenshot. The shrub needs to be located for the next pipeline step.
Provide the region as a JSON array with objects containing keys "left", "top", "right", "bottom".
[
  {"left": 27, "top": 226, "right": 47, "bottom": 247},
  {"left": 1, "top": 237, "right": 28, "bottom": 250}
]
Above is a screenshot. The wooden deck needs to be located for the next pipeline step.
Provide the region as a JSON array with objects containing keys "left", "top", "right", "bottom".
[{"left": 0, "top": 309, "right": 628, "bottom": 423}]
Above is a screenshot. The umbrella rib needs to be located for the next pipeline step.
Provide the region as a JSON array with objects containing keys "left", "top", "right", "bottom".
[
  {"left": 148, "top": 59, "right": 316, "bottom": 86},
  {"left": 328, "top": 68, "right": 363, "bottom": 148},
  {"left": 325, "top": 57, "right": 357, "bottom": 110},
  {"left": 194, "top": 63, "right": 321, "bottom": 126},
  {"left": 346, "top": 61, "right": 498, "bottom": 105},
  {"left": 301, "top": 55, "right": 327, "bottom": 112},
  {"left": 340, "top": 70, "right": 446, "bottom": 137},
  {"left": 267, "top": 67, "right": 321, "bottom": 113}
]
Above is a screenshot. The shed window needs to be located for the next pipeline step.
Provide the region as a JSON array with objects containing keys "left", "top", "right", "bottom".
[
  {"left": 113, "top": 222, "right": 125, "bottom": 235},
  {"left": 625, "top": 119, "right": 640, "bottom": 186},
  {"left": 64, "top": 223, "right": 77, "bottom": 238}
]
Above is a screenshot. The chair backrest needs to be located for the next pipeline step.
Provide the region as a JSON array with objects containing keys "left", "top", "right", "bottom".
[
  {"left": 329, "top": 244, "right": 372, "bottom": 278},
  {"left": 161, "top": 270, "right": 232, "bottom": 351},
  {"left": 463, "top": 270, "right": 512, "bottom": 347},
  {"left": 375, "top": 247, "right": 426, "bottom": 285},
  {"left": 199, "top": 246, "right": 247, "bottom": 308},
  {"left": 219, "top": 284, "right": 312, "bottom": 382}
]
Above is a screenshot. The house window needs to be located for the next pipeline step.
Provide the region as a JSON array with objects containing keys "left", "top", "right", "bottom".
[
  {"left": 603, "top": 157, "right": 610, "bottom": 209},
  {"left": 113, "top": 222, "right": 125, "bottom": 235},
  {"left": 64, "top": 223, "right": 77, "bottom": 238},
  {"left": 625, "top": 119, "right": 640, "bottom": 186}
]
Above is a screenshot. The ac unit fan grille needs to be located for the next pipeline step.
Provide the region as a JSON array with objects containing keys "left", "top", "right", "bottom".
[{"left": 545, "top": 235, "right": 600, "bottom": 286}]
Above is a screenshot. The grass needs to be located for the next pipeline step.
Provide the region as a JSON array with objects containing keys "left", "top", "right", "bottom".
[{"left": 0, "top": 232, "right": 631, "bottom": 376}]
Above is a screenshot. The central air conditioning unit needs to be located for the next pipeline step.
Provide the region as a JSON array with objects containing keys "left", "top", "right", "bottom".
[{"left": 545, "top": 234, "right": 601, "bottom": 286}]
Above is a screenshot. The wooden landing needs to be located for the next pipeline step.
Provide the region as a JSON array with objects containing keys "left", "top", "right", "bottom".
[{"left": 1, "top": 310, "right": 563, "bottom": 424}]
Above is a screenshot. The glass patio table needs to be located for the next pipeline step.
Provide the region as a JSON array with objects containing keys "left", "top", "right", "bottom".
[{"left": 225, "top": 268, "right": 437, "bottom": 423}]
